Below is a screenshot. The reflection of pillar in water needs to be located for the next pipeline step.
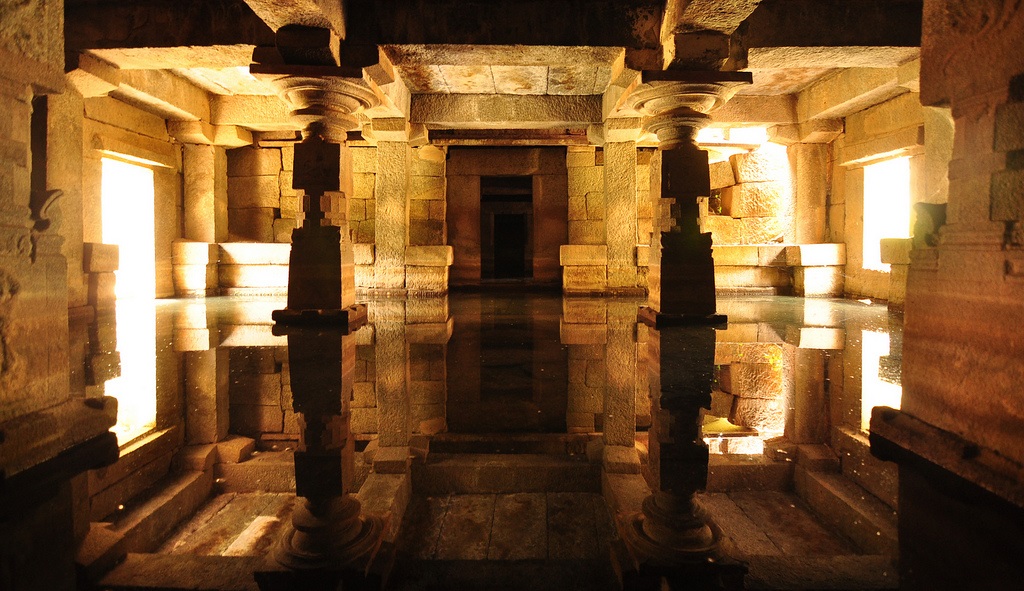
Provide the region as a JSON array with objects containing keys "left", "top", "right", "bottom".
[
  {"left": 616, "top": 325, "right": 745, "bottom": 590},
  {"left": 261, "top": 325, "right": 386, "bottom": 589}
]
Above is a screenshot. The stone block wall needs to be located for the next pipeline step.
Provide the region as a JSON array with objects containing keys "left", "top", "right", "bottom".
[
  {"left": 561, "top": 146, "right": 651, "bottom": 293},
  {"left": 226, "top": 146, "right": 294, "bottom": 243},
  {"left": 704, "top": 144, "right": 794, "bottom": 246},
  {"left": 350, "top": 145, "right": 449, "bottom": 291},
  {"left": 227, "top": 347, "right": 290, "bottom": 440}
]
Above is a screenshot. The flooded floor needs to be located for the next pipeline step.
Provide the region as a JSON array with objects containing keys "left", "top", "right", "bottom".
[{"left": 84, "top": 291, "right": 1022, "bottom": 590}]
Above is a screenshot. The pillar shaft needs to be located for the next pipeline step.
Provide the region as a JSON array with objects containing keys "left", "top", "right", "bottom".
[
  {"left": 604, "top": 141, "right": 640, "bottom": 290},
  {"left": 792, "top": 143, "right": 828, "bottom": 244},
  {"left": 183, "top": 144, "right": 221, "bottom": 243},
  {"left": 605, "top": 300, "right": 637, "bottom": 446},
  {"left": 374, "top": 139, "right": 411, "bottom": 290}
]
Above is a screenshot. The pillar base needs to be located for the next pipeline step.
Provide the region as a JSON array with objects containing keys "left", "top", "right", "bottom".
[
  {"left": 613, "top": 503, "right": 746, "bottom": 591},
  {"left": 272, "top": 303, "right": 368, "bottom": 331},
  {"left": 637, "top": 306, "right": 727, "bottom": 328}
]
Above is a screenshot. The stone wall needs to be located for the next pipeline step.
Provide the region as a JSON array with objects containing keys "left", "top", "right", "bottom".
[
  {"left": 561, "top": 145, "right": 651, "bottom": 293},
  {"left": 226, "top": 146, "right": 297, "bottom": 243}
]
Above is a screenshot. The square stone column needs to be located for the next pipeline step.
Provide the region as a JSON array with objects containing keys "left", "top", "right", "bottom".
[
  {"left": 372, "top": 119, "right": 413, "bottom": 291},
  {"left": 603, "top": 119, "right": 643, "bottom": 291}
]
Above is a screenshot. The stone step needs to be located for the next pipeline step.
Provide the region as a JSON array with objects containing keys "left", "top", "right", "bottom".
[
  {"left": 795, "top": 467, "right": 898, "bottom": 556},
  {"left": 387, "top": 558, "right": 618, "bottom": 591},
  {"left": 426, "top": 432, "right": 599, "bottom": 455},
  {"left": 412, "top": 454, "right": 600, "bottom": 494}
]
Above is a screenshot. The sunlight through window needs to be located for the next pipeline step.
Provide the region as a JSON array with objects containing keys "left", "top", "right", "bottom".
[
  {"left": 862, "top": 157, "right": 912, "bottom": 271},
  {"left": 101, "top": 157, "right": 157, "bottom": 446},
  {"left": 861, "top": 329, "right": 903, "bottom": 431}
]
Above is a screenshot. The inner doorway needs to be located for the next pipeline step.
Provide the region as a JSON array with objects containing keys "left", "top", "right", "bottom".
[{"left": 480, "top": 176, "right": 533, "bottom": 280}]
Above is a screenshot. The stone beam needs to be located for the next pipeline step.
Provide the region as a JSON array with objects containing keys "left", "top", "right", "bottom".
[
  {"left": 112, "top": 69, "right": 212, "bottom": 122},
  {"left": 411, "top": 94, "right": 602, "bottom": 129},
  {"left": 747, "top": 46, "right": 920, "bottom": 70},
  {"left": 243, "top": 0, "right": 346, "bottom": 36},
  {"left": 168, "top": 121, "right": 254, "bottom": 147},
  {"left": 65, "top": 0, "right": 274, "bottom": 54},
  {"left": 712, "top": 95, "right": 798, "bottom": 125},
  {"left": 211, "top": 95, "right": 294, "bottom": 130},
  {"left": 795, "top": 67, "right": 914, "bottom": 122},
  {"left": 741, "top": 0, "right": 922, "bottom": 51},
  {"left": 663, "top": 0, "right": 763, "bottom": 36}
]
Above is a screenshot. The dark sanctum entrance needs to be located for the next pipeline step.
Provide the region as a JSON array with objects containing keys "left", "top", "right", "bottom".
[{"left": 480, "top": 176, "right": 533, "bottom": 280}]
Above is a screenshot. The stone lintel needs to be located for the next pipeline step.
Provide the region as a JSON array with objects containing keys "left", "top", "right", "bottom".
[
  {"left": 244, "top": 0, "right": 346, "bottom": 36},
  {"left": 169, "top": 121, "right": 254, "bottom": 147},
  {"left": 768, "top": 119, "right": 844, "bottom": 145},
  {"left": 66, "top": 52, "right": 120, "bottom": 98},
  {"left": 412, "top": 94, "right": 603, "bottom": 129}
]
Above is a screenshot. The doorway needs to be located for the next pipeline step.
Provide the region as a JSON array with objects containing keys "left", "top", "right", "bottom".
[
  {"left": 100, "top": 157, "right": 157, "bottom": 446},
  {"left": 480, "top": 176, "right": 533, "bottom": 280}
]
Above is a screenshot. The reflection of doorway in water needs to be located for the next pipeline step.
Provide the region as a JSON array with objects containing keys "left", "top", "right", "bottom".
[
  {"left": 480, "top": 176, "right": 533, "bottom": 280},
  {"left": 446, "top": 293, "right": 568, "bottom": 433}
]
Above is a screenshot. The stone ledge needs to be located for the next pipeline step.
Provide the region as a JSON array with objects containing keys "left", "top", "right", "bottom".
[
  {"left": 1, "top": 397, "right": 118, "bottom": 477},
  {"left": 785, "top": 243, "right": 846, "bottom": 267},
  {"left": 218, "top": 242, "right": 291, "bottom": 266},
  {"left": 560, "top": 244, "right": 608, "bottom": 266},
  {"left": 405, "top": 245, "right": 453, "bottom": 267}
]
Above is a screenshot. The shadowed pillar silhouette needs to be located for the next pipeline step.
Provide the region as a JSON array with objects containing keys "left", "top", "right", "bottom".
[
  {"left": 251, "top": 24, "right": 388, "bottom": 590},
  {"left": 614, "top": 71, "right": 750, "bottom": 590}
]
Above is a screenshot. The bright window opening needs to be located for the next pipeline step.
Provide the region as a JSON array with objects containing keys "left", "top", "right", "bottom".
[
  {"left": 101, "top": 157, "right": 157, "bottom": 446},
  {"left": 862, "top": 157, "right": 912, "bottom": 271},
  {"left": 861, "top": 329, "right": 903, "bottom": 431}
]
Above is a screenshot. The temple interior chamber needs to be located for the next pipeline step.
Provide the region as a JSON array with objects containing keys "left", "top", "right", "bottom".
[{"left": 3, "top": 1, "right": 1024, "bottom": 590}]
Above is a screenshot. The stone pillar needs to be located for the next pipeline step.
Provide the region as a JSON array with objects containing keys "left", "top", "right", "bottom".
[
  {"left": 604, "top": 300, "right": 638, "bottom": 447},
  {"left": 603, "top": 119, "right": 642, "bottom": 292},
  {"left": 623, "top": 73, "right": 750, "bottom": 324},
  {"left": 257, "top": 325, "right": 385, "bottom": 588},
  {"left": 791, "top": 143, "right": 829, "bottom": 244},
  {"left": 182, "top": 144, "right": 228, "bottom": 244},
  {"left": 372, "top": 118, "right": 413, "bottom": 292}
]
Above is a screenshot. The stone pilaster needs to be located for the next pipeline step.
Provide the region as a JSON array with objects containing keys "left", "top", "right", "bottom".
[
  {"left": 371, "top": 118, "right": 413, "bottom": 292},
  {"left": 181, "top": 144, "right": 227, "bottom": 244},
  {"left": 603, "top": 118, "right": 643, "bottom": 292}
]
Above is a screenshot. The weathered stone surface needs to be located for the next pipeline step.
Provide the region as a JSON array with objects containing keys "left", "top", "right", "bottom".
[
  {"left": 731, "top": 150, "right": 790, "bottom": 183},
  {"left": 721, "top": 363, "right": 784, "bottom": 399},
  {"left": 83, "top": 243, "right": 119, "bottom": 273},
  {"left": 710, "top": 159, "right": 736, "bottom": 189},
  {"left": 721, "top": 181, "right": 788, "bottom": 218},
  {"left": 227, "top": 176, "right": 280, "bottom": 209},
  {"left": 563, "top": 265, "right": 607, "bottom": 292},
  {"left": 227, "top": 146, "right": 281, "bottom": 177}
]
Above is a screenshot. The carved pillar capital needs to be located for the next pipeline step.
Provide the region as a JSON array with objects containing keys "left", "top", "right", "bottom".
[
  {"left": 251, "top": 65, "right": 379, "bottom": 144},
  {"left": 624, "top": 72, "right": 751, "bottom": 149}
]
